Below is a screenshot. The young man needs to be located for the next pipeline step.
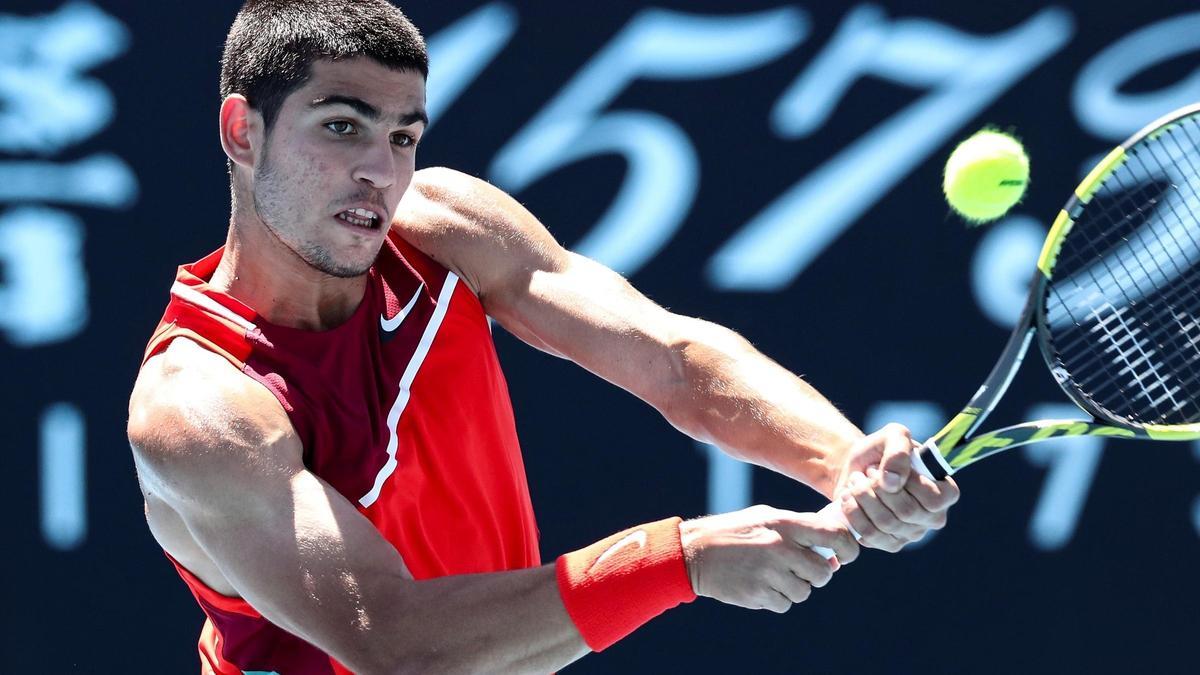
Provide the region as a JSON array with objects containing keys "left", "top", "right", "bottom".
[{"left": 127, "top": 1, "right": 959, "bottom": 673}]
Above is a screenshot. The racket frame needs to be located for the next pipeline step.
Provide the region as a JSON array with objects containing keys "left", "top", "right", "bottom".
[{"left": 918, "top": 102, "right": 1200, "bottom": 479}]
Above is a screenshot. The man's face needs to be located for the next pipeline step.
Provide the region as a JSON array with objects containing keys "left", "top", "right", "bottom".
[{"left": 250, "top": 57, "right": 427, "bottom": 278}]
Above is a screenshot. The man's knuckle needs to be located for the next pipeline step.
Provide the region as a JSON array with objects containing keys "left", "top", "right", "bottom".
[
  {"left": 814, "top": 521, "right": 842, "bottom": 540},
  {"left": 893, "top": 500, "right": 919, "bottom": 520},
  {"left": 799, "top": 561, "right": 823, "bottom": 586},
  {"left": 874, "top": 512, "right": 901, "bottom": 532},
  {"left": 855, "top": 520, "right": 878, "bottom": 539},
  {"left": 860, "top": 532, "right": 886, "bottom": 549},
  {"left": 837, "top": 529, "right": 857, "bottom": 548}
]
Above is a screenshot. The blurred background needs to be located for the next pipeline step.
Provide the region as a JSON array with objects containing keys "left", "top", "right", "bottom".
[{"left": 4, "top": 1, "right": 1198, "bottom": 672}]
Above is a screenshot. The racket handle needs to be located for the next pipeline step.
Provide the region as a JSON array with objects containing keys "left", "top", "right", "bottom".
[{"left": 810, "top": 450, "right": 934, "bottom": 560}]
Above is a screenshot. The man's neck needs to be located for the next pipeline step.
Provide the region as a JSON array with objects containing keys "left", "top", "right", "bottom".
[{"left": 209, "top": 214, "right": 368, "bottom": 331}]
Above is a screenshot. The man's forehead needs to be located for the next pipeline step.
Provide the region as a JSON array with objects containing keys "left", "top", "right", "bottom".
[{"left": 299, "top": 58, "right": 426, "bottom": 114}]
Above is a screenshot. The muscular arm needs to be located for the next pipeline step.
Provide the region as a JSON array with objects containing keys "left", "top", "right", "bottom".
[
  {"left": 129, "top": 341, "right": 586, "bottom": 674},
  {"left": 396, "top": 168, "right": 863, "bottom": 498},
  {"left": 130, "top": 342, "right": 854, "bottom": 670}
]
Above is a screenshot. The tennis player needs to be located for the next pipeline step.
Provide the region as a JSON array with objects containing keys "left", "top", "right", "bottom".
[{"left": 127, "top": 1, "right": 959, "bottom": 673}]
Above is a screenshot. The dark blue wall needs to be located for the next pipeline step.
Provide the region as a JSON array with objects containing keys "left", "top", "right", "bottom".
[{"left": 4, "top": 1, "right": 1198, "bottom": 672}]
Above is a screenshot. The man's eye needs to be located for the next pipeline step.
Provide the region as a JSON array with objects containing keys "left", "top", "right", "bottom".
[
  {"left": 392, "top": 133, "right": 417, "bottom": 148},
  {"left": 325, "top": 120, "right": 355, "bottom": 135}
]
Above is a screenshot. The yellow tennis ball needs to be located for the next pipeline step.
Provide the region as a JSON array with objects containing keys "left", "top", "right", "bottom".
[{"left": 943, "top": 130, "right": 1029, "bottom": 225}]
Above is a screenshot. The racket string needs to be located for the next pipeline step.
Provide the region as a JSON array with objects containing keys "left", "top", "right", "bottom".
[
  {"left": 1056, "top": 173, "right": 1200, "bottom": 373},
  {"left": 1114, "top": 136, "right": 1200, "bottom": 420},
  {"left": 1048, "top": 180, "right": 1195, "bottom": 420},
  {"left": 1058, "top": 185, "right": 1200, "bottom": 422},
  {"left": 1043, "top": 114, "right": 1200, "bottom": 427}
]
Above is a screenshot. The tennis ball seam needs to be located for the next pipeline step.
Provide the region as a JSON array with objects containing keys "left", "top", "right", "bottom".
[{"left": 943, "top": 129, "right": 1030, "bottom": 224}]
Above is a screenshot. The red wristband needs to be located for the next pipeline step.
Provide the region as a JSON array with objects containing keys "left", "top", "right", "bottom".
[{"left": 555, "top": 516, "right": 697, "bottom": 652}]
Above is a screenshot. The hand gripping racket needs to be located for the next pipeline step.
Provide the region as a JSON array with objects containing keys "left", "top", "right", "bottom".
[{"left": 814, "top": 102, "right": 1200, "bottom": 558}]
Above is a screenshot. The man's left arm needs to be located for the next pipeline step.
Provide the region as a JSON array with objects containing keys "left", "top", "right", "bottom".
[{"left": 394, "top": 168, "right": 957, "bottom": 550}]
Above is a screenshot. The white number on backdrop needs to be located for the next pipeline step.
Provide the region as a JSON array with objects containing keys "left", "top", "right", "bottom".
[
  {"left": 1073, "top": 12, "right": 1200, "bottom": 142},
  {"left": 0, "top": 2, "right": 128, "bottom": 153},
  {"left": 0, "top": 2, "right": 135, "bottom": 552},
  {"left": 971, "top": 216, "right": 1046, "bottom": 329},
  {"left": 425, "top": 3, "right": 518, "bottom": 128},
  {"left": 432, "top": 5, "right": 1078, "bottom": 289},
  {"left": 708, "top": 7, "right": 1074, "bottom": 291},
  {"left": 41, "top": 403, "right": 86, "bottom": 551},
  {"left": 695, "top": 441, "right": 753, "bottom": 514},
  {"left": 0, "top": 207, "right": 87, "bottom": 346},
  {"left": 1023, "top": 404, "right": 1106, "bottom": 550},
  {"left": 490, "top": 7, "right": 809, "bottom": 276},
  {"left": 0, "top": 2, "right": 136, "bottom": 348}
]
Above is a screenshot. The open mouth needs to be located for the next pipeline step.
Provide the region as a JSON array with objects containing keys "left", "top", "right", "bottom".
[{"left": 336, "top": 208, "right": 382, "bottom": 230}]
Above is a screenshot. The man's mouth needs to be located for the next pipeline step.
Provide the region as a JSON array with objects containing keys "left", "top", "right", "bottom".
[{"left": 336, "top": 207, "right": 382, "bottom": 230}]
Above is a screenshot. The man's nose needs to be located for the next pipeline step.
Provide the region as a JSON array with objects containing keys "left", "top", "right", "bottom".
[{"left": 352, "top": 140, "right": 396, "bottom": 190}]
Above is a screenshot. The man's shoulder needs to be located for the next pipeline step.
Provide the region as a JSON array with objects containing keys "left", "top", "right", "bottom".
[
  {"left": 129, "top": 337, "right": 297, "bottom": 490},
  {"left": 410, "top": 166, "right": 483, "bottom": 201},
  {"left": 394, "top": 166, "right": 564, "bottom": 299},
  {"left": 131, "top": 336, "right": 243, "bottom": 418},
  {"left": 399, "top": 166, "right": 521, "bottom": 234}
]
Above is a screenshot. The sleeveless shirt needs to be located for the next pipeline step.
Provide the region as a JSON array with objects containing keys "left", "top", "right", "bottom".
[{"left": 140, "top": 232, "right": 540, "bottom": 674}]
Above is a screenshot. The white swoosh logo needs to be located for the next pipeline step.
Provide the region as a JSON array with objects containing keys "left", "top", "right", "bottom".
[
  {"left": 380, "top": 283, "right": 425, "bottom": 333},
  {"left": 590, "top": 530, "right": 647, "bottom": 573}
]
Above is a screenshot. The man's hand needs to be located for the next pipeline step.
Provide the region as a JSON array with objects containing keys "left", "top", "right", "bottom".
[
  {"left": 678, "top": 505, "right": 859, "bottom": 613},
  {"left": 834, "top": 424, "right": 960, "bottom": 552}
]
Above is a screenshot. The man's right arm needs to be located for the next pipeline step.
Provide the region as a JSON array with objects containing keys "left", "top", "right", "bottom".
[
  {"left": 130, "top": 341, "right": 587, "bottom": 673},
  {"left": 128, "top": 340, "right": 858, "bottom": 673}
]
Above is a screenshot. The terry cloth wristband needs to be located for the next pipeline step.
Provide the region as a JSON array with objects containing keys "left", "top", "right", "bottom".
[{"left": 555, "top": 516, "right": 697, "bottom": 651}]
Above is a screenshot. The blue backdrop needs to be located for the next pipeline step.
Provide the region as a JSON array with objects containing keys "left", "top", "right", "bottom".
[{"left": 4, "top": 1, "right": 1198, "bottom": 672}]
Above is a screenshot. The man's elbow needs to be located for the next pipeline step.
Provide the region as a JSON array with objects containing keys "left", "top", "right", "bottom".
[{"left": 657, "top": 318, "right": 749, "bottom": 440}]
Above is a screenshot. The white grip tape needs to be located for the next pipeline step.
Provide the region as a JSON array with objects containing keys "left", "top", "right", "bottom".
[
  {"left": 919, "top": 440, "right": 953, "bottom": 479},
  {"left": 810, "top": 451, "right": 934, "bottom": 560}
]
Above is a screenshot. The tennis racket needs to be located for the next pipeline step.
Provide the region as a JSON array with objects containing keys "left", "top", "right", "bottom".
[{"left": 814, "top": 102, "right": 1200, "bottom": 558}]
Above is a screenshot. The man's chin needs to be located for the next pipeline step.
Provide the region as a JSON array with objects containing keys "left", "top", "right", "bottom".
[
  {"left": 320, "top": 266, "right": 370, "bottom": 279},
  {"left": 315, "top": 258, "right": 375, "bottom": 279},
  {"left": 297, "top": 246, "right": 377, "bottom": 279}
]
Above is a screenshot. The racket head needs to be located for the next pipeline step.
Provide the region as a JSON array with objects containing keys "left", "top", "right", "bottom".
[{"left": 1034, "top": 102, "right": 1200, "bottom": 439}]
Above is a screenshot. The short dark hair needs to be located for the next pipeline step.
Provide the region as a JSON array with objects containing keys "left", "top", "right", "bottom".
[{"left": 220, "top": 0, "right": 428, "bottom": 132}]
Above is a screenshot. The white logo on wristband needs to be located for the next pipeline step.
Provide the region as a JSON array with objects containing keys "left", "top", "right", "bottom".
[{"left": 591, "top": 530, "right": 647, "bottom": 572}]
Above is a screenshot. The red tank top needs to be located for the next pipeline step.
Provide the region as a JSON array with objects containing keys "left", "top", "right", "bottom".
[{"left": 141, "top": 232, "right": 540, "bottom": 674}]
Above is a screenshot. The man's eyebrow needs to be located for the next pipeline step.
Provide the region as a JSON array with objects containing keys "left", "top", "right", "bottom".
[{"left": 309, "top": 95, "right": 428, "bottom": 127}]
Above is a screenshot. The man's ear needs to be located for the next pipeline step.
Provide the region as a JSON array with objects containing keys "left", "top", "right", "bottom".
[{"left": 219, "top": 95, "right": 261, "bottom": 171}]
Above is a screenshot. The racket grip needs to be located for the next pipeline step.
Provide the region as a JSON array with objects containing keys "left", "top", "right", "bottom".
[{"left": 809, "top": 450, "right": 934, "bottom": 560}]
